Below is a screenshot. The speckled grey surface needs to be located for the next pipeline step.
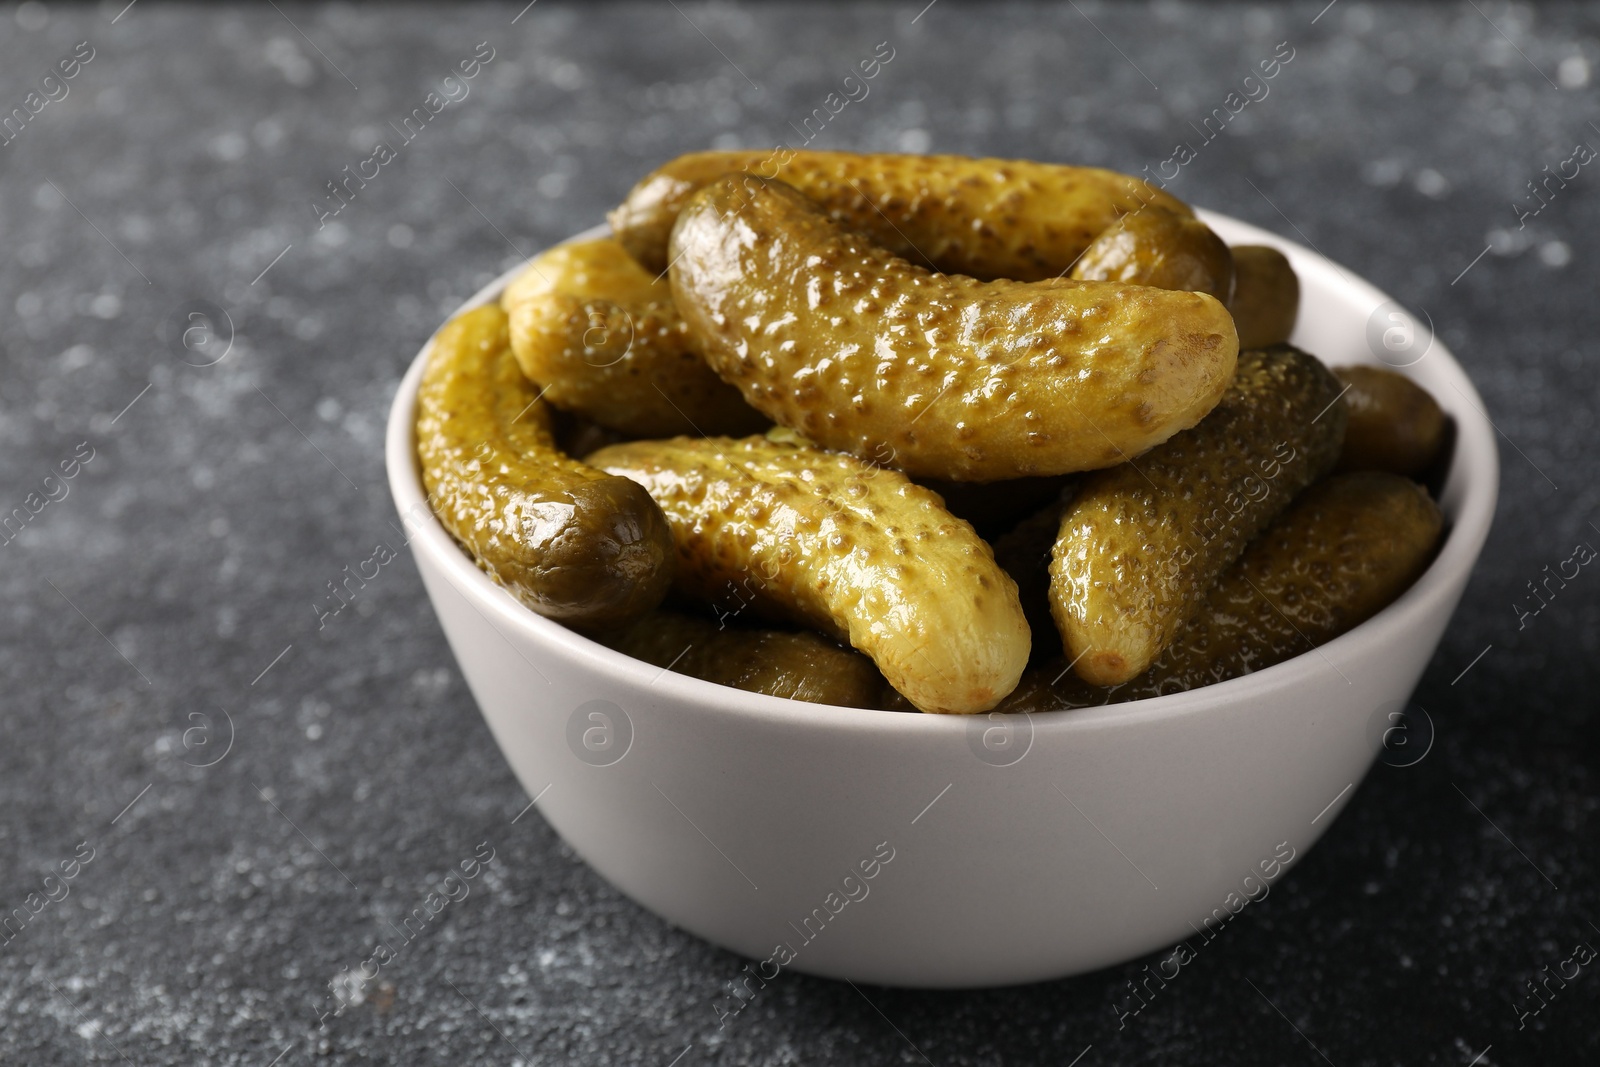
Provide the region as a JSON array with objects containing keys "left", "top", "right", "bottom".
[{"left": 0, "top": 1, "right": 1596, "bottom": 1063}]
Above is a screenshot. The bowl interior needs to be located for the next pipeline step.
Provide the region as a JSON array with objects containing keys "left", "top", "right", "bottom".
[{"left": 385, "top": 210, "right": 1499, "bottom": 730}]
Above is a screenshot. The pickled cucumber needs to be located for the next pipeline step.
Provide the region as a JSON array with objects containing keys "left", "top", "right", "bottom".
[
  {"left": 1050, "top": 345, "right": 1347, "bottom": 685},
  {"left": 668, "top": 175, "right": 1238, "bottom": 482},
  {"left": 415, "top": 305, "right": 675, "bottom": 628},
  {"left": 501, "top": 239, "right": 766, "bottom": 438},
  {"left": 1002, "top": 472, "right": 1443, "bottom": 710},
  {"left": 589, "top": 433, "right": 1030, "bottom": 714},
  {"left": 1227, "top": 246, "right": 1299, "bottom": 349},
  {"left": 610, "top": 149, "right": 1192, "bottom": 280},
  {"left": 605, "top": 610, "right": 884, "bottom": 707},
  {"left": 1070, "top": 207, "right": 1234, "bottom": 303},
  {"left": 1334, "top": 365, "right": 1448, "bottom": 478}
]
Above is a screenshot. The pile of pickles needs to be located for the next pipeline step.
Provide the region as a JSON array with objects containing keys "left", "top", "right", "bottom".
[{"left": 415, "top": 150, "right": 1449, "bottom": 715}]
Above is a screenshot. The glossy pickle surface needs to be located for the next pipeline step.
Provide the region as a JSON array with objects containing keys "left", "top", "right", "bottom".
[
  {"left": 1070, "top": 206, "right": 1235, "bottom": 303},
  {"left": 606, "top": 610, "right": 885, "bottom": 707},
  {"left": 611, "top": 148, "right": 1193, "bottom": 280},
  {"left": 589, "top": 432, "right": 1030, "bottom": 714},
  {"left": 1227, "top": 245, "right": 1300, "bottom": 349},
  {"left": 1002, "top": 472, "right": 1443, "bottom": 710},
  {"left": 1049, "top": 345, "right": 1347, "bottom": 685},
  {"left": 1334, "top": 364, "right": 1448, "bottom": 477},
  {"left": 415, "top": 305, "right": 675, "bottom": 628},
  {"left": 668, "top": 175, "right": 1239, "bottom": 482},
  {"left": 502, "top": 239, "right": 766, "bottom": 438}
]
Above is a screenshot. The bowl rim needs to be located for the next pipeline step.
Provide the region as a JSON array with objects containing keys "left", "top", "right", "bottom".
[{"left": 385, "top": 208, "right": 1500, "bottom": 734}]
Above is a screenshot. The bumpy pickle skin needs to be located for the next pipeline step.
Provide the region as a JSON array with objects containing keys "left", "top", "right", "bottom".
[
  {"left": 1000, "top": 472, "right": 1443, "bottom": 711},
  {"left": 667, "top": 175, "right": 1239, "bottom": 482},
  {"left": 605, "top": 611, "right": 884, "bottom": 707},
  {"left": 1227, "top": 246, "right": 1300, "bottom": 349},
  {"left": 415, "top": 305, "right": 676, "bottom": 628},
  {"left": 1333, "top": 365, "right": 1448, "bottom": 478},
  {"left": 500, "top": 239, "right": 766, "bottom": 438},
  {"left": 588, "top": 434, "right": 1030, "bottom": 714},
  {"left": 1069, "top": 207, "right": 1235, "bottom": 304},
  {"left": 1050, "top": 345, "right": 1347, "bottom": 685},
  {"left": 609, "top": 149, "right": 1193, "bottom": 281}
]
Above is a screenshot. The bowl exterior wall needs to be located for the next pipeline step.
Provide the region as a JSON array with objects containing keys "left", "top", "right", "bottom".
[{"left": 415, "top": 545, "right": 1465, "bottom": 986}]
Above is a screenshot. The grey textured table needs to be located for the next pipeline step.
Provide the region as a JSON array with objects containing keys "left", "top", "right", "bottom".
[{"left": 1, "top": 2, "right": 1596, "bottom": 1063}]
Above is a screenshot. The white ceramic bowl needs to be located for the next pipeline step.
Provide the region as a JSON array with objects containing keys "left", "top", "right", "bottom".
[{"left": 386, "top": 210, "right": 1497, "bottom": 987}]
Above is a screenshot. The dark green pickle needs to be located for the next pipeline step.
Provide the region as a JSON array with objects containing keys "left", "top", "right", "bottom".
[
  {"left": 1050, "top": 345, "right": 1348, "bottom": 685},
  {"left": 607, "top": 611, "right": 885, "bottom": 707},
  {"left": 415, "top": 305, "right": 675, "bottom": 629},
  {"left": 1001, "top": 472, "right": 1443, "bottom": 711},
  {"left": 1334, "top": 365, "right": 1448, "bottom": 478},
  {"left": 1227, "top": 245, "right": 1300, "bottom": 349}
]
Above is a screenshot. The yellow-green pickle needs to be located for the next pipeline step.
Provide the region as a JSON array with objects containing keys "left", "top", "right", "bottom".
[
  {"left": 605, "top": 611, "right": 884, "bottom": 707},
  {"left": 588, "top": 432, "right": 1030, "bottom": 714},
  {"left": 610, "top": 149, "right": 1193, "bottom": 280},
  {"left": 1050, "top": 345, "right": 1347, "bottom": 685},
  {"left": 1001, "top": 472, "right": 1444, "bottom": 710},
  {"left": 501, "top": 239, "right": 766, "bottom": 438},
  {"left": 415, "top": 305, "right": 675, "bottom": 628},
  {"left": 1069, "top": 206, "right": 1235, "bottom": 303},
  {"left": 668, "top": 174, "right": 1239, "bottom": 482}
]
